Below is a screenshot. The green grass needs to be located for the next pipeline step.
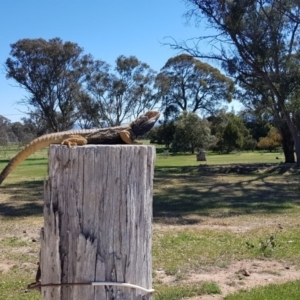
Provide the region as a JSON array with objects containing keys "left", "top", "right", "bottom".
[
  {"left": 0, "top": 147, "right": 48, "bottom": 184},
  {"left": 153, "top": 168, "right": 300, "bottom": 217},
  {"left": 1, "top": 237, "right": 30, "bottom": 248},
  {"left": 153, "top": 230, "right": 244, "bottom": 275},
  {"left": 155, "top": 151, "right": 285, "bottom": 167},
  {"left": 0, "top": 219, "right": 43, "bottom": 300},
  {"left": 224, "top": 280, "right": 300, "bottom": 300},
  {"left": 0, "top": 272, "right": 40, "bottom": 300},
  {"left": 154, "top": 282, "right": 221, "bottom": 299},
  {"left": 153, "top": 228, "right": 300, "bottom": 276}
]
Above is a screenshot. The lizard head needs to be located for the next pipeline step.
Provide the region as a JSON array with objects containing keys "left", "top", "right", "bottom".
[{"left": 131, "top": 111, "right": 160, "bottom": 136}]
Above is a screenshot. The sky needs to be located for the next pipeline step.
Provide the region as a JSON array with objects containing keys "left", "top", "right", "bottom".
[{"left": 0, "top": 0, "right": 242, "bottom": 123}]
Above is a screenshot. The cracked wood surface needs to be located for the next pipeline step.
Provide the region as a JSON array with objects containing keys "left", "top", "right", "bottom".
[{"left": 41, "top": 145, "right": 155, "bottom": 300}]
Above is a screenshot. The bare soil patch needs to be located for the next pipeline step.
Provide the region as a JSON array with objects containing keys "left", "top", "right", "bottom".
[{"left": 164, "top": 259, "right": 300, "bottom": 300}]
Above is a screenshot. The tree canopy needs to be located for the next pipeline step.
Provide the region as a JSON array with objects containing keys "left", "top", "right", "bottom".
[
  {"left": 257, "top": 126, "right": 282, "bottom": 151},
  {"left": 208, "top": 111, "right": 255, "bottom": 152},
  {"left": 0, "top": 115, "right": 37, "bottom": 146},
  {"left": 171, "top": 111, "right": 216, "bottom": 154},
  {"left": 86, "top": 55, "right": 158, "bottom": 126},
  {"left": 155, "top": 54, "right": 234, "bottom": 116},
  {"left": 6, "top": 38, "right": 94, "bottom": 132}
]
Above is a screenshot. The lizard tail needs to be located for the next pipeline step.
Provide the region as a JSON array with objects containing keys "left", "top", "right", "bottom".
[{"left": 0, "top": 135, "right": 65, "bottom": 185}]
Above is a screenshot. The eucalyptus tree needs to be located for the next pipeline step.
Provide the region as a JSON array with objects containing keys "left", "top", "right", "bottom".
[
  {"left": 0, "top": 116, "right": 16, "bottom": 146},
  {"left": 238, "top": 108, "right": 271, "bottom": 143},
  {"left": 0, "top": 115, "right": 36, "bottom": 145},
  {"left": 236, "top": 82, "right": 295, "bottom": 162},
  {"left": 172, "top": 111, "right": 216, "bottom": 154},
  {"left": 257, "top": 126, "right": 282, "bottom": 151},
  {"left": 171, "top": 0, "right": 300, "bottom": 165},
  {"left": 209, "top": 111, "right": 254, "bottom": 152},
  {"left": 155, "top": 54, "right": 234, "bottom": 116},
  {"left": 21, "top": 110, "right": 50, "bottom": 136},
  {"left": 86, "top": 55, "right": 158, "bottom": 126},
  {"left": 5, "top": 38, "right": 94, "bottom": 132}
]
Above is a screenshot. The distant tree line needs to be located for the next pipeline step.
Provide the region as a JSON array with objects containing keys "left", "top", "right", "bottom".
[
  {"left": 0, "top": 115, "right": 36, "bottom": 146},
  {"left": 148, "top": 110, "right": 281, "bottom": 154}
]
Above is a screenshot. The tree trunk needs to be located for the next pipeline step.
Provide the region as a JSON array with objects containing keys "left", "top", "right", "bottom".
[
  {"left": 278, "top": 124, "right": 295, "bottom": 164},
  {"left": 284, "top": 115, "right": 300, "bottom": 167},
  {"left": 41, "top": 145, "right": 155, "bottom": 299}
]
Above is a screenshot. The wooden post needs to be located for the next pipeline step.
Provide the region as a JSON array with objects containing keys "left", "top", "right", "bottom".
[
  {"left": 197, "top": 151, "right": 207, "bottom": 161},
  {"left": 41, "top": 145, "right": 155, "bottom": 300}
]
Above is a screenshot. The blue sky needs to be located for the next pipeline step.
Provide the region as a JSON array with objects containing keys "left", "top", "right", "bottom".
[{"left": 0, "top": 0, "right": 242, "bottom": 123}]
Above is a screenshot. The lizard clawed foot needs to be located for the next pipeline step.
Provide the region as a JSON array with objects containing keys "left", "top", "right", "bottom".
[{"left": 61, "top": 135, "right": 88, "bottom": 148}]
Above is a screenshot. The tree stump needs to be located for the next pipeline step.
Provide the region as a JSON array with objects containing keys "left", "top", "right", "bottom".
[
  {"left": 41, "top": 145, "right": 155, "bottom": 300},
  {"left": 197, "top": 151, "right": 207, "bottom": 161}
]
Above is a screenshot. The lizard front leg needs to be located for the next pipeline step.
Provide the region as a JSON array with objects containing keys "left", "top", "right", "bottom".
[
  {"left": 120, "top": 130, "right": 141, "bottom": 144},
  {"left": 61, "top": 135, "right": 88, "bottom": 148}
]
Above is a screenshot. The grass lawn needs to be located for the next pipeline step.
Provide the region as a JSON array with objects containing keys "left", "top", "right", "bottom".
[
  {"left": 0, "top": 145, "right": 299, "bottom": 299},
  {"left": 155, "top": 150, "right": 285, "bottom": 167}
]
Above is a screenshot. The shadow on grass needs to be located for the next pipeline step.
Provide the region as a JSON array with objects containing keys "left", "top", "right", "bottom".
[
  {"left": 153, "top": 165, "right": 300, "bottom": 223},
  {"left": 0, "top": 157, "right": 48, "bottom": 164},
  {"left": 0, "top": 180, "right": 44, "bottom": 218},
  {"left": 1, "top": 164, "right": 298, "bottom": 220},
  {"left": 0, "top": 159, "right": 11, "bottom": 163}
]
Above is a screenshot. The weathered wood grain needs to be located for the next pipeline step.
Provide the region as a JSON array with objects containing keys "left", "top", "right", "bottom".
[{"left": 41, "top": 145, "right": 155, "bottom": 299}]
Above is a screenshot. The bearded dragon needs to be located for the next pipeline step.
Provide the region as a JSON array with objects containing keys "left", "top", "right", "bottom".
[{"left": 0, "top": 111, "right": 160, "bottom": 185}]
